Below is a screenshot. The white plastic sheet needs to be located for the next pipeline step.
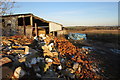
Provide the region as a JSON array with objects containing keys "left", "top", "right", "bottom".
[{"left": 68, "top": 33, "right": 87, "bottom": 40}]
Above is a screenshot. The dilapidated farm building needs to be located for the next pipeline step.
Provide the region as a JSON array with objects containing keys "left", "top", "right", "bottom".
[{"left": 1, "top": 13, "right": 63, "bottom": 37}]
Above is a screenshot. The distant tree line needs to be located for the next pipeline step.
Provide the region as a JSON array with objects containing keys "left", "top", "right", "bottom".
[{"left": 64, "top": 26, "right": 120, "bottom": 31}]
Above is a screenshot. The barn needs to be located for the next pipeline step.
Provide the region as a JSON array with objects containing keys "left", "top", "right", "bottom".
[{"left": 1, "top": 13, "right": 63, "bottom": 38}]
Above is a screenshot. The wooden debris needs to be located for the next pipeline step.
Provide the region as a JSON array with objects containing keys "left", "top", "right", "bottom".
[{"left": 0, "top": 57, "right": 12, "bottom": 66}]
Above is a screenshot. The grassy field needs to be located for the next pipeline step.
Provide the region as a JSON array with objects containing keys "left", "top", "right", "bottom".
[
  {"left": 86, "top": 33, "right": 120, "bottom": 47},
  {"left": 65, "top": 26, "right": 119, "bottom": 44},
  {"left": 65, "top": 29, "right": 120, "bottom": 47},
  {"left": 65, "top": 26, "right": 119, "bottom": 31},
  {"left": 67, "top": 30, "right": 119, "bottom": 34}
]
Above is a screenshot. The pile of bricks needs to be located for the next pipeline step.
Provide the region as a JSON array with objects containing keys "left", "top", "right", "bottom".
[{"left": 54, "top": 37, "right": 104, "bottom": 79}]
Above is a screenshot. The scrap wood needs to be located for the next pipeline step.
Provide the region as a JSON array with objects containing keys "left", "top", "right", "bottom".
[
  {"left": 52, "top": 58, "right": 60, "bottom": 64},
  {"left": 52, "top": 61, "right": 60, "bottom": 65},
  {"left": 0, "top": 57, "right": 12, "bottom": 66}
]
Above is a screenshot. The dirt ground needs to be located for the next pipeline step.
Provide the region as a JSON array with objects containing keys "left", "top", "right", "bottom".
[
  {"left": 68, "top": 39, "right": 120, "bottom": 80},
  {"left": 65, "top": 30, "right": 120, "bottom": 80}
]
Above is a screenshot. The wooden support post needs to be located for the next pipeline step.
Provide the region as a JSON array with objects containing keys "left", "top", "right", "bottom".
[
  {"left": 30, "top": 16, "right": 33, "bottom": 27},
  {"left": 53, "top": 31, "right": 55, "bottom": 36},
  {"left": 35, "top": 23, "right": 38, "bottom": 36},
  {"left": 23, "top": 16, "right": 26, "bottom": 35}
]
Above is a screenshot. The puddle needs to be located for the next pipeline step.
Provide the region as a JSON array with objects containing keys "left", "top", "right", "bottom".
[
  {"left": 82, "top": 46, "right": 93, "bottom": 50},
  {"left": 110, "top": 49, "right": 120, "bottom": 54}
]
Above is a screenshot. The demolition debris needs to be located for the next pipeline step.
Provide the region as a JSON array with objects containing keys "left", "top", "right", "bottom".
[{"left": 0, "top": 35, "right": 105, "bottom": 80}]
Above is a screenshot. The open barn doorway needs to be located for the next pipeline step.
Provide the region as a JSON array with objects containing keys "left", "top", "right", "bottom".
[{"left": 54, "top": 31, "right": 57, "bottom": 36}]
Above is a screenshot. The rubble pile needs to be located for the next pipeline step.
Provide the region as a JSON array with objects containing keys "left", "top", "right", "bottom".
[
  {"left": 2, "top": 35, "right": 33, "bottom": 45},
  {"left": 1, "top": 35, "right": 45, "bottom": 79},
  {"left": 0, "top": 35, "right": 105, "bottom": 80},
  {"left": 54, "top": 37, "right": 104, "bottom": 79},
  {"left": 1, "top": 36, "right": 33, "bottom": 56},
  {"left": 44, "top": 35, "right": 54, "bottom": 45}
]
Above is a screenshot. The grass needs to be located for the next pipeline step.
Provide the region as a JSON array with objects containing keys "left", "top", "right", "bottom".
[
  {"left": 65, "top": 29, "right": 120, "bottom": 46},
  {"left": 65, "top": 26, "right": 119, "bottom": 31},
  {"left": 66, "top": 30, "right": 119, "bottom": 34},
  {"left": 86, "top": 33, "right": 120, "bottom": 45}
]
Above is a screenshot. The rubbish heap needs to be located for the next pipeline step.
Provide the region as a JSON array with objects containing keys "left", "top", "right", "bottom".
[
  {"left": 0, "top": 35, "right": 104, "bottom": 80},
  {"left": 1, "top": 35, "right": 45, "bottom": 79}
]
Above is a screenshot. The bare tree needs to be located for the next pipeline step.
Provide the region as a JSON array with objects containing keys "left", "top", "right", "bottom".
[
  {"left": 0, "top": 0, "right": 15, "bottom": 16},
  {"left": 0, "top": 0, "right": 15, "bottom": 36}
]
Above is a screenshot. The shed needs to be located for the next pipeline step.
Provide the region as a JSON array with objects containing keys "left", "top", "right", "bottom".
[{"left": 1, "top": 13, "right": 63, "bottom": 37}]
